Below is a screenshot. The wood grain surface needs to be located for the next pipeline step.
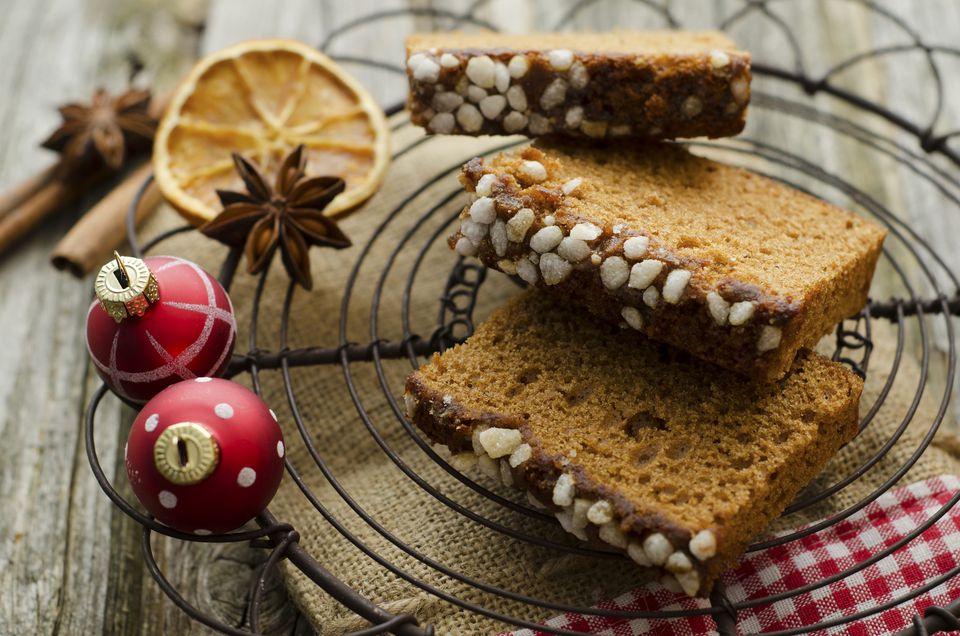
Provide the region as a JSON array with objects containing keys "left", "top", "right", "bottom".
[{"left": 0, "top": 1, "right": 957, "bottom": 634}]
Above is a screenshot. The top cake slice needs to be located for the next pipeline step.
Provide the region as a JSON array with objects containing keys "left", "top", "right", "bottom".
[
  {"left": 452, "top": 139, "right": 887, "bottom": 381},
  {"left": 405, "top": 31, "right": 750, "bottom": 140}
]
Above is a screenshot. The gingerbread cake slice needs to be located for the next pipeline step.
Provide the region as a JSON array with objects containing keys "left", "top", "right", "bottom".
[
  {"left": 405, "top": 31, "right": 750, "bottom": 139},
  {"left": 404, "top": 289, "right": 863, "bottom": 596},
  {"left": 451, "top": 139, "right": 886, "bottom": 382}
]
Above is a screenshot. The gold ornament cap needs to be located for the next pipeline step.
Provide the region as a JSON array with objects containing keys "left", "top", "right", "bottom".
[
  {"left": 153, "top": 422, "right": 220, "bottom": 485},
  {"left": 94, "top": 251, "right": 160, "bottom": 323}
]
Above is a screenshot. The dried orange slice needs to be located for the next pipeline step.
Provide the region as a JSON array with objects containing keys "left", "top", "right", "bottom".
[{"left": 153, "top": 39, "right": 389, "bottom": 225}]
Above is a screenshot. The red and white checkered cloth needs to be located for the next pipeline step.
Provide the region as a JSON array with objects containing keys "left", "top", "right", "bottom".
[{"left": 507, "top": 475, "right": 960, "bottom": 635}]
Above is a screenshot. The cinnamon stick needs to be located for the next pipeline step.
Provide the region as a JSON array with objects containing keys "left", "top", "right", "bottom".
[
  {"left": 0, "top": 164, "right": 58, "bottom": 217},
  {"left": 51, "top": 162, "right": 160, "bottom": 276},
  {"left": 0, "top": 169, "right": 109, "bottom": 255}
]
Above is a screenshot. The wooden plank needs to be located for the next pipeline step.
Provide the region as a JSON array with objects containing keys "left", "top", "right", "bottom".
[
  {"left": 0, "top": 0, "right": 130, "bottom": 632},
  {"left": 0, "top": 0, "right": 210, "bottom": 633},
  {"left": 203, "top": 0, "right": 325, "bottom": 53},
  {"left": 866, "top": 0, "right": 960, "bottom": 427},
  {"left": 0, "top": 2, "right": 956, "bottom": 635}
]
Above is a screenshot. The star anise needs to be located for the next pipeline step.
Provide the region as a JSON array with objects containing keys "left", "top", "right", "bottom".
[
  {"left": 41, "top": 87, "right": 156, "bottom": 173},
  {"left": 200, "top": 145, "right": 350, "bottom": 290}
]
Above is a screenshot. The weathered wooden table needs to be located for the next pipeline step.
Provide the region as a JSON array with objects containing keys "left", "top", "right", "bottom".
[{"left": 1, "top": 0, "right": 958, "bottom": 634}]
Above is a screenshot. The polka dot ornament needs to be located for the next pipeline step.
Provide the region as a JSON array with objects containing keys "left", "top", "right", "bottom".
[{"left": 125, "top": 378, "right": 285, "bottom": 534}]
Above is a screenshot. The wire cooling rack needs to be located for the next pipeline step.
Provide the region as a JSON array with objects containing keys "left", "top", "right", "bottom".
[{"left": 85, "top": 1, "right": 960, "bottom": 634}]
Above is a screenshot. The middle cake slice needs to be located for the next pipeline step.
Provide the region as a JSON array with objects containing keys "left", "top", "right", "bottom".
[{"left": 452, "top": 139, "right": 886, "bottom": 382}]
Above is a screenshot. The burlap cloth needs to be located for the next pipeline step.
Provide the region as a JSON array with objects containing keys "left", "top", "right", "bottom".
[{"left": 146, "top": 116, "right": 960, "bottom": 635}]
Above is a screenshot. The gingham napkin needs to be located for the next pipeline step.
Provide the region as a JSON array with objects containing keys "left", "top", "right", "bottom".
[{"left": 507, "top": 475, "right": 960, "bottom": 635}]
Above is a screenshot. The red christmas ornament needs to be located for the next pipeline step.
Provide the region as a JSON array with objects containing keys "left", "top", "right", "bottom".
[
  {"left": 125, "top": 378, "right": 285, "bottom": 534},
  {"left": 86, "top": 253, "right": 236, "bottom": 404}
]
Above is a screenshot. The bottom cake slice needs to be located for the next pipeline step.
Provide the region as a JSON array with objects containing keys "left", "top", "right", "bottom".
[{"left": 404, "top": 289, "right": 862, "bottom": 596}]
